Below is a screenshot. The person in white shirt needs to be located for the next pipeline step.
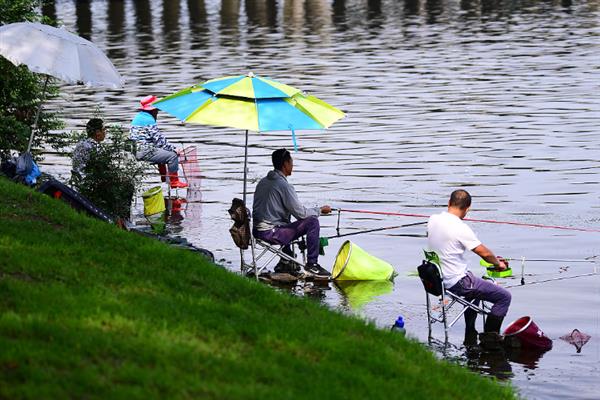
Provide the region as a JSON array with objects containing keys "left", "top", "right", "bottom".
[{"left": 427, "top": 189, "right": 511, "bottom": 347}]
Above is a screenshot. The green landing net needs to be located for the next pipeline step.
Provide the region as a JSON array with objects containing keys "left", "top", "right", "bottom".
[{"left": 332, "top": 240, "right": 395, "bottom": 281}]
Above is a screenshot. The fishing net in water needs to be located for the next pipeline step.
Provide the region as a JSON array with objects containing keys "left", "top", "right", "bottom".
[
  {"left": 559, "top": 329, "right": 591, "bottom": 353},
  {"left": 179, "top": 146, "right": 201, "bottom": 190}
]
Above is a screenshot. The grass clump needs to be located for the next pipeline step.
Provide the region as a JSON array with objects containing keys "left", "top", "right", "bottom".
[{"left": 0, "top": 178, "right": 516, "bottom": 399}]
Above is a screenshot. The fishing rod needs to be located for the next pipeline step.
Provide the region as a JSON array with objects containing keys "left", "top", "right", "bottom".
[
  {"left": 325, "top": 221, "right": 427, "bottom": 240},
  {"left": 334, "top": 208, "right": 600, "bottom": 233},
  {"left": 482, "top": 256, "right": 599, "bottom": 286},
  {"left": 502, "top": 258, "right": 599, "bottom": 263},
  {"left": 504, "top": 272, "right": 599, "bottom": 289}
]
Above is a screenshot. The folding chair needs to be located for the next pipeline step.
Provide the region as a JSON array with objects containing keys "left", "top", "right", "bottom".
[
  {"left": 251, "top": 237, "right": 307, "bottom": 277},
  {"left": 227, "top": 198, "right": 307, "bottom": 279},
  {"left": 418, "top": 250, "right": 490, "bottom": 342}
]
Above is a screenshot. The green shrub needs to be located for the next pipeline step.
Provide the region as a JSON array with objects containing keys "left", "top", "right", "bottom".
[
  {"left": 0, "top": 0, "right": 66, "bottom": 161},
  {"left": 70, "top": 125, "right": 147, "bottom": 219}
]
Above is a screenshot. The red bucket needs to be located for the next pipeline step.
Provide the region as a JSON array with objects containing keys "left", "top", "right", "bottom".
[{"left": 503, "top": 316, "right": 553, "bottom": 351}]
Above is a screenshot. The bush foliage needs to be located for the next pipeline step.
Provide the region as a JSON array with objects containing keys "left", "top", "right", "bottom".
[
  {"left": 70, "top": 125, "right": 147, "bottom": 219},
  {"left": 0, "top": 0, "right": 65, "bottom": 161}
]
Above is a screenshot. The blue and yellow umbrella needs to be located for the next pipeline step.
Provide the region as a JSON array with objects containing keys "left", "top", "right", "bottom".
[
  {"left": 154, "top": 73, "right": 344, "bottom": 134},
  {"left": 153, "top": 73, "right": 345, "bottom": 201}
]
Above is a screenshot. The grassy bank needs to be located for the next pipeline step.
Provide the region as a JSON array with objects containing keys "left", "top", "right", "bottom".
[{"left": 0, "top": 178, "right": 515, "bottom": 399}]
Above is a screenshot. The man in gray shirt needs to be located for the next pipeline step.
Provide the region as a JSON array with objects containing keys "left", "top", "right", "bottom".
[{"left": 253, "top": 149, "right": 331, "bottom": 279}]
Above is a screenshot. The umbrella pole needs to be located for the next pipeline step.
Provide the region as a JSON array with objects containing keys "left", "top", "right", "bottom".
[
  {"left": 27, "top": 75, "right": 50, "bottom": 153},
  {"left": 243, "top": 129, "right": 249, "bottom": 204},
  {"left": 241, "top": 129, "right": 249, "bottom": 272}
]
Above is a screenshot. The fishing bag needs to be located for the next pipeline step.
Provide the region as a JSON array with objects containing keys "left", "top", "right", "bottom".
[
  {"left": 417, "top": 259, "right": 443, "bottom": 296},
  {"left": 15, "top": 152, "right": 41, "bottom": 186},
  {"left": 228, "top": 198, "right": 250, "bottom": 250}
]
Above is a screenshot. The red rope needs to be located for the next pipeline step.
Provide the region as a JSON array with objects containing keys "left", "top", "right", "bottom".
[{"left": 338, "top": 209, "right": 600, "bottom": 233}]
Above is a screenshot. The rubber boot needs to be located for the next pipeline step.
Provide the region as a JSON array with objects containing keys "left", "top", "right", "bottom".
[
  {"left": 168, "top": 172, "right": 188, "bottom": 189},
  {"left": 463, "top": 309, "right": 479, "bottom": 348},
  {"left": 484, "top": 315, "right": 504, "bottom": 333},
  {"left": 479, "top": 315, "right": 504, "bottom": 351},
  {"left": 157, "top": 164, "right": 167, "bottom": 182}
]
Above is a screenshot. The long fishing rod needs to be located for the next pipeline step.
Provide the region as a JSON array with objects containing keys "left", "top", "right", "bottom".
[
  {"left": 335, "top": 208, "right": 600, "bottom": 233},
  {"left": 326, "top": 221, "right": 427, "bottom": 240},
  {"left": 482, "top": 255, "right": 599, "bottom": 286},
  {"left": 503, "top": 258, "right": 599, "bottom": 263},
  {"left": 504, "top": 272, "right": 599, "bottom": 289}
]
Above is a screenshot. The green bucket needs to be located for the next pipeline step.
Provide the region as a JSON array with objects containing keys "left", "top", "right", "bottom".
[
  {"left": 332, "top": 240, "right": 395, "bottom": 281},
  {"left": 142, "top": 186, "right": 165, "bottom": 216},
  {"left": 480, "top": 259, "right": 513, "bottom": 278}
]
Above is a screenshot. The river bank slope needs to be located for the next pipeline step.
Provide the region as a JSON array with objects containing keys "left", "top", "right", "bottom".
[{"left": 0, "top": 178, "right": 515, "bottom": 399}]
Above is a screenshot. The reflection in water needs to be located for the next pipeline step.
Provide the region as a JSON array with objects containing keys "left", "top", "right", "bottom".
[
  {"left": 335, "top": 280, "right": 394, "bottom": 310},
  {"left": 465, "top": 343, "right": 551, "bottom": 379},
  {"left": 405, "top": 0, "right": 420, "bottom": 16},
  {"left": 220, "top": 0, "right": 240, "bottom": 45},
  {"left": 163, "top": 0, "right": 181, "bottom": 52},
  {"left": 133, "top": 0, "right": 153, "bottom": 42},
  {"left": 165, "top": 197, "right": 186, "bottom": 225},
  {"left": 465, "top": 346, "right": 514, "bottom": 379},
  {"left": 367, "top": 0, "right": 383, "bottom": 30},
  {"left": 74, "top": 0, "right": 92, "bottom": 40},
  {"left": 107, "top": 0, "right": 126, "bottom": 60},
  {"left": 187, "top": 0, "right": 208, "bottom": 50},
  {"left": 561, "top": 0, "right": 573, "bottom": 10},
  {"left": 481, "top": 0, "right": 506, "bottom": 17},
  {"left": 303, "top": 280, "right": 331, "bottom": 302},
  {"left": 133, "top": 0, "right": 154, "bottom": 65},
  {"left": 283, "top": 0, "right": 303, "bottom": 37},
  {"left": 245, "top": 0, "right": 278, "bottom": 49},
  {"left": 425, "top": 0, "right": 444, "bottom": 24},
  {"left": 304, "top": 0, "right": 332, "bottom": 37},
  {"left": 245, "top": 0, "right": 277, "bottom": 29},
  {"left": 332, "top": 0, "right": 347, "bottom": 28}
]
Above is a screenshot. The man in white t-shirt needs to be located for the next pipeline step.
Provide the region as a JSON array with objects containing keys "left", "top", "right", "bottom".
[{"left": 427, "top": 189, "right": 511, "bottom": 347}]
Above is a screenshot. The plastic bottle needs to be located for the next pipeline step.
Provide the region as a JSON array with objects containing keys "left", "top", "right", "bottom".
[{"left": 391, "top": 316, "right": 406, "bottom": 336}]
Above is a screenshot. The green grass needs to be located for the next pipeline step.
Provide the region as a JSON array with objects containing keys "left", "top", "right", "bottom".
[{"left": 0, "top": 178, "right": 515, "bottom": 399}]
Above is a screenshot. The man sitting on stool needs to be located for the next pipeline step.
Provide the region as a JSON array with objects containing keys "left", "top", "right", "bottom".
[
  {"left": 252, "top": 149, "right": 331, "bottom": 279},
  {"left": 427, "top": 189, "right": 511, "bottom": 348},
  {"left": 71, "top": 118, "right": 106, "bottom": 183},
  {"left": 129, "top": 95, "right": 187, "bottom": 189}
]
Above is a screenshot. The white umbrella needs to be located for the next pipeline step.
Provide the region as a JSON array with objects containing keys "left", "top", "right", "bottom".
[{"left": 0, "top": 22, "right": 124, "bottom": 151}]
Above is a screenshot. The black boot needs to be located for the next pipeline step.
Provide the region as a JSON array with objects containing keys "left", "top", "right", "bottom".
[
  {"left": 463, "top": 309, "right": 479, "bottom": 348},
  {"left": 484, "top": 315, "right": 504, "bottom": 334},
  {"left": 465, "top": 309, "right": 478, "bottom": 334},
  {"left": 479, "top": 315, "right": 504, "bottom": 351}
]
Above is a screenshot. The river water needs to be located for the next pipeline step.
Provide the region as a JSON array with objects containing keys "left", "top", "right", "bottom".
[{"left": 39, "top": 0, "right": 600, "bottom": 398}]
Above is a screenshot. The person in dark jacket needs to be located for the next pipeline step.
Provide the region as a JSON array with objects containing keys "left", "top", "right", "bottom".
[
  {"left": 72, "top": 118, "right": 106, "bottom": 182},
  {"left": 253, "top": 148, "right": 331, "bottom": 279}
]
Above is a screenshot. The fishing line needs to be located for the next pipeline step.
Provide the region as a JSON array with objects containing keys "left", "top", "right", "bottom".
[
  {"left": 483, "top": 256, "right": 599, "bottom": 286},
  {"left": 503, "top": 258, "right": 599, "bottom": 263},
  {"left": 504, "top": 272, "right": 599, "bottom": 289},
  {"left": 335, "top": 208, "right": 600, "bottom": 233},
  {"left": 325, "top": 221, "right": 427, "bottom": 240}
]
